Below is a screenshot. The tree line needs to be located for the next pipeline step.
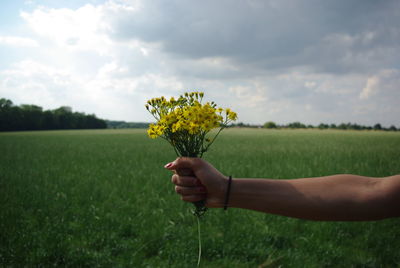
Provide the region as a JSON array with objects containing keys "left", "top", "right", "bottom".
[
  {"left": 106, "top": 120, "right": 150, "bottom": 129},
  {"left": 1, "top": 97, "right": 397, "bottom": 132},
  {"left": 0, "top": 98, "right": 107, "bottom": 131},
  {"left": 231, "top": 121, "right": 398, "bottom": 131}
]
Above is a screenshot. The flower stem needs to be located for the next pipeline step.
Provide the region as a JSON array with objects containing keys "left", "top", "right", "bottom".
[{"left": 196, "top": 215, "right": 202, "bottom": 268}]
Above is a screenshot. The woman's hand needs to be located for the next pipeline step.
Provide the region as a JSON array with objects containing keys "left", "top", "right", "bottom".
[{"left": 165, "top": 157, "right": 228, "bottom": 208}]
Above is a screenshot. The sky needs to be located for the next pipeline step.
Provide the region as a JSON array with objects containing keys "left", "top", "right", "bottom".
[{"left": 0, "top": 0, "right": 399, "bottom": 127}]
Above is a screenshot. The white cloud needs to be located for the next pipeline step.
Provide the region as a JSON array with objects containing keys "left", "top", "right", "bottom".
[
  {"left": 1, "top": 60, "right": 78, "bottom": 104},
  {"left": 360, "top": 76, "right": 379, "bottom": 100},
  {"left": 0, "top": 58, "right": 185, "bottom": 122},
  {"left": 360, "top": 69, "right": 400, "bottom": 100},
  {"left": 229, "top": 83, "right": 267, "bottom": 108},
  {"left": 20, "top": 4, "right": 112, "bottom": 55},
  {"left": 0, "top": 36, "right": 39, "bottom": 47}
]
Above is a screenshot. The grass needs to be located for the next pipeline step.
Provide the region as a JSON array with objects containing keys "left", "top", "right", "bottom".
[{"left": 1, "top": 128, "right": 399, "bottom": 267}]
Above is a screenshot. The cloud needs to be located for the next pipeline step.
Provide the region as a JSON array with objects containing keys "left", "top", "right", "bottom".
[
  {"left": 360, "top": 69, "right": 400, "bottom": 100},
  {"left": 108, "top": 0, "right": 400, "bottom": 75},
  {"left": 0, "top": 58, "right": 185, "bottom": 121},
  {"left": 360, "top": 76, "right": 379, "bottom": 100},
  {"left": 1, "top": 60, "right": 80, "bottom": 106},
  {"left": 0, "top": 0, "right": 399, "bottom": 127},
  {"left": 0, "top": 36, "right": 39, "bottom": 47},
  {"left": 20, "top": 4, "right": 111, "bottom": 55}
]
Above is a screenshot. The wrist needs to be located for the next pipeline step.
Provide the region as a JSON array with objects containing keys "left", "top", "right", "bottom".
[
  {"left": 206, "top": 175, "right": 229, "bottom": 208},
  {"left": 223, "top": 176, "right": 233, "bottom": 210}
]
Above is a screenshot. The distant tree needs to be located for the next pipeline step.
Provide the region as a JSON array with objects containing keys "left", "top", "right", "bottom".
[
  {"left": 288, "top": 122, "right": 306, "bottom": 129},
  {"left": 373, "top": 123, "right": 382, "bottom": 130},
  {"left": 0, "top": 98, "right": 13, "bottom": 131},
  {"left": 0, "top": 98, "right": 13, "bottom": 109},
  {"left": 318, "top": 123, "right": 329, "bottom": 129},
  {"left": 389, "top": 125, "right": 397, "bottom": 131},
  {"left": 20, "top": 104, "right": 43, "bottom": 130},
  {"left": 42, "top": 110, "right": 55, "bottom": 129},
  {"left": 338, "top": 123, "right": 348, "bottom": 130},
  {"left": 263, "top": 121, "right": 277, "bottom": 129},
  {"left": 55, "top": 106, "right": 73, "bottom": 113},
  {"left": 0, "top": 98, "right": 107, "bottom": 131},
  {"left": 53, "top": 106, "right": 73, "bottom": 129},
  {"left": 106, "top": 120, "right": 150, "bottom": 129},
  {"left": 350, "top": 123, "right": 362, "bottom": 130},
  {"left": 228, "top": 122, "right": 261, "bottom": 128},
  {"left": 330, "top": 124, "right": 337, "bottom": 129}
]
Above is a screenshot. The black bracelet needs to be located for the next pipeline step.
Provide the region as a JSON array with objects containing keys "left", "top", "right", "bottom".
[{"left": 224, "top": 176, "right": 232, "bottom": 210}]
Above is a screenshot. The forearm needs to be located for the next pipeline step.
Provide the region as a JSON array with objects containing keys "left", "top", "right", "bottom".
[{"left": 226, "top": 175, "right": 400, "bottom": 221}]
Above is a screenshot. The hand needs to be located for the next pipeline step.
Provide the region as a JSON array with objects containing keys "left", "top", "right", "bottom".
[{"left": 165, "top": 157, "right": 228, "bottom": 208}]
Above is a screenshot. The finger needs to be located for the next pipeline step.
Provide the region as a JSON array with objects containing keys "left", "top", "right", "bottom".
[
  {"left": 171, "top": 174, "right": 202, "bottom": 187},
  {"left": 181, "top": 194, "right": 206, "bottom": 203},
  {"left": 175, "top": 185, "right": 207, "bottom": 195},
  {"left": 164, "top": 157, "right": 202, "bottom": 172}
]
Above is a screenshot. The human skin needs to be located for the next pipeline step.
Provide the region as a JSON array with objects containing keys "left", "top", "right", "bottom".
[{"left": 165, "top": 157, "right": 400, "bottom": 221}]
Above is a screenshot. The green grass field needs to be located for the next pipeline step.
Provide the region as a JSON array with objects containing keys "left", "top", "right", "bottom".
[{"left": 1, "top": 129, "right": 399, "bottom": 267}]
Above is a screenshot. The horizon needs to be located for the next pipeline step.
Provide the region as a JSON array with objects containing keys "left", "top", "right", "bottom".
[
  {"left": 2, "top": 96, "right": 399, "bottom": 129},
  {"left": 1, "top": 1, "right": 400, "bottom": 127}
]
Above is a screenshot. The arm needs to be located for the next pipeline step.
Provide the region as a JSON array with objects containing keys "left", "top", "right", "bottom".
[
  {"left": 228, "top": 175, "right": 400, "bottom": 221},
  {"left": 166, "top": 157, "right": 400, "bottom": 221}
]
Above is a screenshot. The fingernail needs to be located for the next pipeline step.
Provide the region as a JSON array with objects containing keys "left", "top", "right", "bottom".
[{"left": 164, "top": 162, "right": 173, "bottom": 169}]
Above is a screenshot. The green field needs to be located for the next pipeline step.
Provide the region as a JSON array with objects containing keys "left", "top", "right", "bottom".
[{"left": 1, "top": 129, "right": 400, "bottom": 267}]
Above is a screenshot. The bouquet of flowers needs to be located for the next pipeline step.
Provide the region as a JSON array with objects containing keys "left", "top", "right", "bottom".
[
  {"left": 146, "top": 91, "right": 237, "bottom": 215},
  {"left": 146, "top": 91, "right": 237, "bottom": 266}
]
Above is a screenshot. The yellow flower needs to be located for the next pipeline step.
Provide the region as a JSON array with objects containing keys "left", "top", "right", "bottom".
[
  {"left": 228, "top": 111, "right": 238, "bottom": 121},
  {"left": 147, "top": 124, "right": 159, "bottom": 139},
  {"left": 157, "top": 124, "right": 166, "bottom": 135},
  {"left": 201, "top": 121, "right": 213, "bottom": 131},
  {"left": 188, "top": 122, "right": 199, "bottom": 134},
  {"left": 172, "top": 121, "right": 182, "bottom": 133},
  {"left": 145, "top": 91, "right": 237, "bottom": 158}
]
